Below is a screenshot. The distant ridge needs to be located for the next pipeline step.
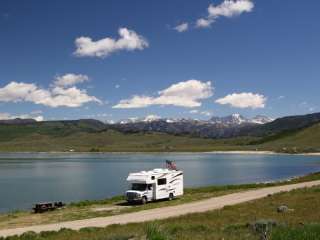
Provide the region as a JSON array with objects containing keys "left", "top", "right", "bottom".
[
  {"left": 0, "top": 118, "right": 37, "bottom": 125},
  {"left": 0, "top": 113, "right": 319, "bottom": 153},
  {"left": 0, "top": 112, "right": 320, "bottom": 140}
]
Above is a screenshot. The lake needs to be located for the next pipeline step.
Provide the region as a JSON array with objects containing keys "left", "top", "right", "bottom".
[{"left": 0, "top": 153, "right": 319, "bottom": 213}]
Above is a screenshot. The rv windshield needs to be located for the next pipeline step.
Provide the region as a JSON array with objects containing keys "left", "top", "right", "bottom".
[{"left": 131, "top": 183, "right": 147, "bottom": 191}]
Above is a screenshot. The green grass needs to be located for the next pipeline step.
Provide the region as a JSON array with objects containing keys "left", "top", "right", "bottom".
[
  {"left": 253, "top": 122, "right": 320, "bottom": 153},
  {"left": 0, "top": 127, "right": 258, "bottom": 152},
  {"left": 271, "top": 224, "right": 320, "bottom": 240}
]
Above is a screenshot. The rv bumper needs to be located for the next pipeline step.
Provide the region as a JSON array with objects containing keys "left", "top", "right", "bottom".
[{"left": 126, "top": 192, "right": 143, "bottom": 202}]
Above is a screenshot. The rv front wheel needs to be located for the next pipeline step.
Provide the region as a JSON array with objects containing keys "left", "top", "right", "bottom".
[
  {"left": 168, "top": 193, "right": 174, "bottom": 201},
  {"left": 141, "top": 196, "right": 147, "bottom": 205}
]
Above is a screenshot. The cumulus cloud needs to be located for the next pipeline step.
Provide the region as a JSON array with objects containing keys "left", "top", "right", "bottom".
[
  {"left": 196, "top": 0, "right": 254, "bottom": 28},
  {"left": 196, "top": 18, "right": 214, "bottom": 28},
  {"left": 74, "top": 28, "right": 149, "bottom": 58},
  {"left": 113, "top": 80, "right": 213, "bottom": 109},
  {"left": 174, "top": 23, "right": 189, "bottom": 32},
  {"left": 215, "top": 92, "right": 266, "bottom": 109},
  {"left": 54, "top": 73, "right": 89, "bottom": 87},
  {"left": 208, "top": 0, "right": 254, "bottom": 18},
  {"left": 0, "top": 112, "right": 44, "bottom": 121},
  {"left": 0, "top": 80, "right": 101, "bottom": 108},
  {"left": 189, "top": 109, "right": 212, "bottom": 116},
  {"left": 189, "top": 109, "right": 199, "bottom": 114}
]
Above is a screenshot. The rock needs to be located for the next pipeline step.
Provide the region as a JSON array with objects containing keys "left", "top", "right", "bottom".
[{"left": 277, "top": 205, "right": 294, "bottom": 213}]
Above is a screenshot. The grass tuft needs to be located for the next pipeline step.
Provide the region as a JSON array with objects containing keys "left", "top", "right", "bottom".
[
  {"left": 146, "top": 224, "right": 169, "bottom": 240},
  {"left": 271, "top": 224, "right": 320, "bottom": 240}
]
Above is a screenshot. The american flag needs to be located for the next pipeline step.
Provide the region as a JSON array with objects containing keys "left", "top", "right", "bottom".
[{"left": 166, "top": 160, "right": 177, "bottom": 170}]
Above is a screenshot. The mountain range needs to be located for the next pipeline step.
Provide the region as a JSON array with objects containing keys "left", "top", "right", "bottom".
[
  {"left": 0, "top": 112, "right": 320, "bottom": 153},
  {"left": 117, "top": 114, "right": 273, "bottom": 126},
  {"left": 109, "top": 114, "right": 275, "bottom": 138}
]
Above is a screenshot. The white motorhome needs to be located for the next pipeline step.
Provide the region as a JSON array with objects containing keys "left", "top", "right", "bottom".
[{"left": 125, "top": 168, "right": 183, "bottom": 204}]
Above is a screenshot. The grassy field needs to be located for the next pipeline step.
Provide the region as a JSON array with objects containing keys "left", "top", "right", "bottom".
[
  {"left": 0, "top": 172, "right": 320, "bottom": 238},
  {"left": 0, "top": 127, "right": 258, "bottom": 152},
  {"left": 1, "top": 182, "right": 320, "bottom": 239},
  {"left": 254, "top": 122, "right": 320, "bottom": 153}
]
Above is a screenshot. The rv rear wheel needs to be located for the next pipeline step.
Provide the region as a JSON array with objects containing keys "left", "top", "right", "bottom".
[
  {"left": 141, "top": 196, "right": 147, "bottom": 205},
  {"left": 168, "top": 193, "right": 174, "bottom": 201}
]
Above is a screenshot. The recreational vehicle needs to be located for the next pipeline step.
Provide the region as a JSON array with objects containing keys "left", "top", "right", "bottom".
[{"left": 125, "top": 167, "right": 183, "bottom": 204}]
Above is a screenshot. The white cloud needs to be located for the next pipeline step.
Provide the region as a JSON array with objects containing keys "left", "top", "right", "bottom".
[
  {"left": 0, "top": 81, "right": 101, "bottom": 108},
  {"left": 208, "top": 0, "right": 254, "bottom": 18},
  {"left": 189, "top": 109, "right": 212, "bottom": 116},
  {"left": 309, "top": 107, "right": 315, "bottom": 112},
  {"left": 115, "top": 84, "right": 120, "bottom": 89},
  {"left": 189, "top": 109, "right": 199, "bottom": 114},
  {"left": 215, "top": 92, "right": 266, "bottom": 109},
  {"left": 113, "top": 80, "right": 213, "bottom": 109},
  {"left": 54, "top": 73, "right": 89, "bottom": 87},
  {"left": 74, "top": 28, "right": 149, "bottom": 58},
  {"left": 195, "top": 0, "right": 254, "bottom": 29},
  {"left": 174, "top": 23, "right": 189, "bottom": 32},
  {"left": 0, "top": 112, "right": 44, "bottom": 121},
  {"left": 44, "top": 86, "right": 101, "bottom": 107},
  {"left": 174, "top": 0, "right": 253, "bottom": 32},
  {"left": 200, "top": 111, "right": 212, "bottom": 116},
  {"left": 196, "top": 18, "right": 214, "bottom": 28}
]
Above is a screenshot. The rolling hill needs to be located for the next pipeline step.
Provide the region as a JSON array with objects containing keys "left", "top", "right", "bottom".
[{"left": 0, "top": 112, "right": 319, "bottom": 153}]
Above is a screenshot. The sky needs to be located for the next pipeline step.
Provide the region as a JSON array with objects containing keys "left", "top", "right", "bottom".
[{"left": 0, "top": 0, "right": 320, "bottom": 122}]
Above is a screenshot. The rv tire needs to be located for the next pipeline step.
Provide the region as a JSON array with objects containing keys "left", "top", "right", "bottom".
[
  {"left": 141, "top": 196, "right": 147, "bottom": 205},
  {"left": 168, "top": 193, "right": 174, "bottom": 201}
]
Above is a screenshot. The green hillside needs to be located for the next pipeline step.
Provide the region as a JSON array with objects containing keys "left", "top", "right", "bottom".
[
  {"left": 0, "top": 127, "right": 256, "bottom": 152},
  {"left": 0, "top": 117, "right": 320, "bottom": 153},
  {"left": 254, "top": 122, "right": 320, "bottom": 153}
]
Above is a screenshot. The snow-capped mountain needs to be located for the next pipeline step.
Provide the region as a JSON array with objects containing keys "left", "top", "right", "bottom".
[
  {"left": 119, "top": 115, "right": 161, "bottom": 124},
  {"left": 117, "top": 114, "right": 274, "bottom": 125},
  {"left": 110, "top": 113, "right": 275, "bottom": 139},
  {"left": 210, "top": 114, "right": 248, "bottom": 125},
  {"left": 210, "top": 114, "right": 273, "bottom": 125},
  {"left": 250, "top": 115, "right": 274, "bottom": 124}
]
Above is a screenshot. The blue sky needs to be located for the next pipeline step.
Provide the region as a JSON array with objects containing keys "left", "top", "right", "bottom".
[{"left": 0, "top": 0, "right": 319, "bottom": 122}]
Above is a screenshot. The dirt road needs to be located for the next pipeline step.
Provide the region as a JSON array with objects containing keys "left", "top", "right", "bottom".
[{"left": 1, "top": 180, "right": 320, "bottom": 238}]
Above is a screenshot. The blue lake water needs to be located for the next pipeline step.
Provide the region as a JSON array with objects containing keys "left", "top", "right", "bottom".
[{"left": 0, "top": 153, "right": 319, "bottom": 213}]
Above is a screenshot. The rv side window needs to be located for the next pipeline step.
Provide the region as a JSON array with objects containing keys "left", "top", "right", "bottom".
[{"left": 157, "top": 178, "right": 167, "bottom": 185}]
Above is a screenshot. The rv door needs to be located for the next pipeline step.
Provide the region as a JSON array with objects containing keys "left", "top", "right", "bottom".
[{"left": 156, "top": 178, "right": 168, "bottom": 199}]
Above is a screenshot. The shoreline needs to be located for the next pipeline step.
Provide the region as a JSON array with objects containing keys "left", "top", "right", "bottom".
[
  {"left": 0, "top": 150, "right": 319, "bottom": 155},
  {"left": 0, "top": 171, "right": 319, "bottom": 237},
  {"left": 0, "top": 170, "right": 319, "bottom": 215}
]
